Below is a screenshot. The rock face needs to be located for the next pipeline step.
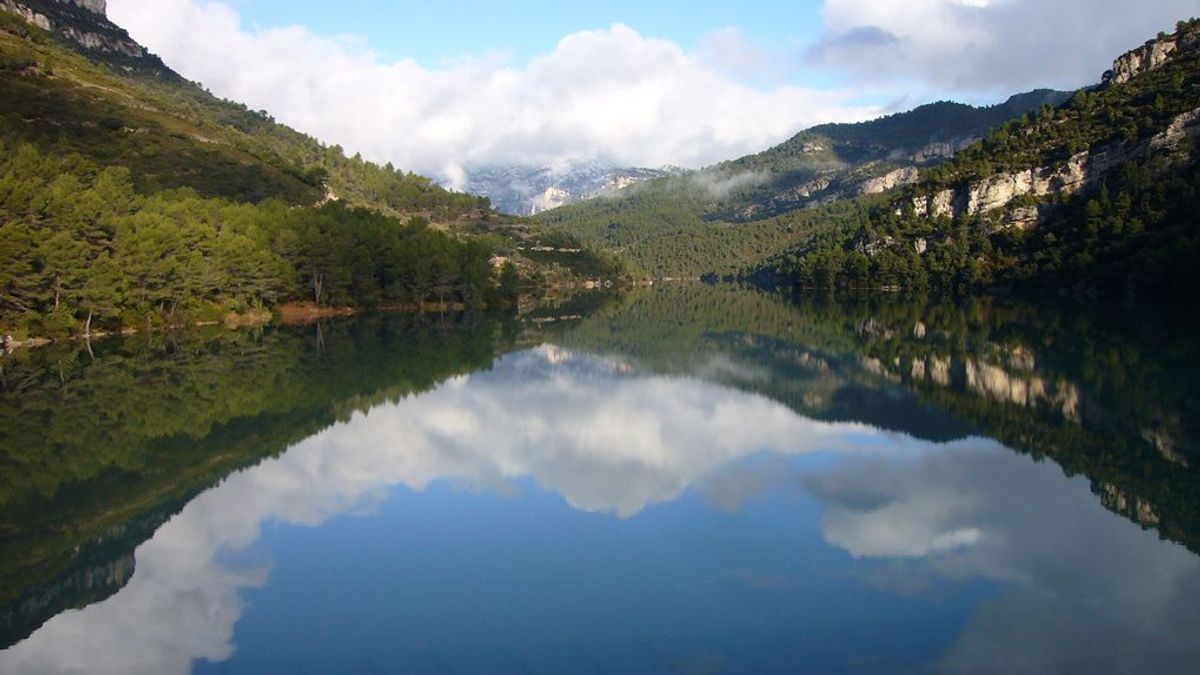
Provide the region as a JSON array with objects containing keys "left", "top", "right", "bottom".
[
  {"left": 0, "top": 0, "right": 50, "bottom": 29},
  {"left": 1104, "top": 23, "right": 1200, "bottom": 86},
  {"left": 1106, "top": 37, "right": 1178, "bottom": 85},
  {"left": 1098, "top": 483, "right": 1161, "bottom": 528},
  {"left": 855, "top": 166, "right": 921, "bottom": 197},
  {"left": 0, "top": 0, "right": 160, "bottom": 68},
  {"left": 910, "top": 106, "right": 1200, "bottom": 225}
]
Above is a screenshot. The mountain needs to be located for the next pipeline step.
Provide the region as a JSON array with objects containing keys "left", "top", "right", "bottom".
[
  {"left": 534, "top": 89, "right": 1069, "bottom": 278},
  {"left": 464, "top": 164, "right": 681, "bottom": 216},
  {"left": 0, "top": 2, "right": 622, "bottom": 341},
  {"left": 775, "top": 18, "right": 1200, "bottom": 302},
  {"left": 721, "top": 89, "right": 1072, "bottom": 220}
]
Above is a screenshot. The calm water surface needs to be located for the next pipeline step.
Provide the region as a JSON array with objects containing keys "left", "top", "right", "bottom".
[{"left": 1, "top": 286, "right": 1198, "bottom": 674}]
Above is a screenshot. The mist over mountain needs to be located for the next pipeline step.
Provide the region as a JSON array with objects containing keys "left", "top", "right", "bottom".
[{"left": 463, "top": 164, "right": 685, "bottom": 216}]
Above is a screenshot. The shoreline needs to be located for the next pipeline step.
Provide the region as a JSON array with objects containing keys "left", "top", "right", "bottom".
[{"left": 1, "top": 303, "right": 488, "bottom": 354}]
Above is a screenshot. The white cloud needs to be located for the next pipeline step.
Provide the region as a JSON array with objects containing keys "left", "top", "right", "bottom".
[
  {"left": 107, "top": 1, "right": 878, "bottom": 185},
  {"left": 812, "top": 0, "right": 1196, "bottom": 94}
]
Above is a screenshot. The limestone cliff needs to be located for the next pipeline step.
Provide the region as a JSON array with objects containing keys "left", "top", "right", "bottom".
[
  {"left": 909, "top": 105, "right": 1200, "bottom": 228},
  {"left": 0, "top": 0, "right": 167, "bottom": 73},
  {"left": 1104, "top": 22, "right": 1200, "bottom": 85}
]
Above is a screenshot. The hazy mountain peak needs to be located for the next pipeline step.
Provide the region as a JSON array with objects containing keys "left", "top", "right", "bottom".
[{"left": 464, "top": 164, "right": 684, "bottom": 216}]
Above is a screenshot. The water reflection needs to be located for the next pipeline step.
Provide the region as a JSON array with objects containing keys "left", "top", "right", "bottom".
[
  {"left": 811, "top": 450, "right": 1200, "bottom": 673},
  {"left": 1, "top": 287, "right": 1198, "bottom": 673}
]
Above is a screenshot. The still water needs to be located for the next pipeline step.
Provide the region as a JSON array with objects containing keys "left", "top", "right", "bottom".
[{"left": 1, "top": 286, "right": 1198, "bottom": 674}]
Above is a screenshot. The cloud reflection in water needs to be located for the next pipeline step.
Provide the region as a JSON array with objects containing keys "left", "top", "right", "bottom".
[{"left": 2, "top": 345, "right": 1197, "bottom": 674}]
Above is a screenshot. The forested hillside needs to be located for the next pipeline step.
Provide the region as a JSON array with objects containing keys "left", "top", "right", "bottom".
[
  {"left": 777, "top": 19, "right": 1200, "bottom": 301},
  {"left": 536, "top": 88, "right": 1065, "bottom": 279},
  {"left": 0, "top": 7, "right": 616, "bottom": 339}
]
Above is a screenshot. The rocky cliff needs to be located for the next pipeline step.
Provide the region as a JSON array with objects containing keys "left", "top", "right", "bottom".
[
  {"left": 1104, "top": 22, "right": 1200, "bottom": 85},
  {"left": 908, "top": 102, "right": 1200, "bottom": 230},
  {"left": 0, "top": 0, "right": 166, "bottom": 72},
  {"left": 910, "top": 107, "right": 1200, "bottom": 226},
  {"left": 776, "top": 19, "right": 1200, "bottom": 300}
]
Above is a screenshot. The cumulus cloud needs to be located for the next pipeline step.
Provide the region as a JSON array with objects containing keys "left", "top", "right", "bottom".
[
  {"left": 107, "top": 0, "right": 878, "bottom": 185},
  {"left": 811, "top": 0, "right": 1197, "bottom": 93}
]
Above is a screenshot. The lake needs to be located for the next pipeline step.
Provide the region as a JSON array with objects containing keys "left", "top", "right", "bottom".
[{"left": 1, "top": 285, "right": 1198, "bottom": 674}]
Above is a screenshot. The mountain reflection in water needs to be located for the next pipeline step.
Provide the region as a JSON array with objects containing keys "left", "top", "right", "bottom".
[{"left": 1, "top": 286, "right": 1197, "bottom": 674}]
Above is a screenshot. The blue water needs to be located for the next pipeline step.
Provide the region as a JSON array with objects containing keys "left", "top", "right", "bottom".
[
  {"left": 199, "top": 469, "right": 991, "bottom": 674},
  {"left": 4, "top": 305, "right": 1199, "bottom": 675}
]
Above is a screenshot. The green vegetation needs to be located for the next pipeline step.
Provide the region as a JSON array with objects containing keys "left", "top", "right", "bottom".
[
  {"left": 778, "top": 19, "right": 1200, "bottom": 301},
  {"left": 538, "top": 177, "right": 878, "bottom": 279},
  {"left": 0, "top": 139, "right": 502, "bottom": 336},
  {"left": 536, "top": 90, "right": 1065, "bottom": 279},
  {"left": 729, "top": 89, "right": 1071, "bottom": 183}
]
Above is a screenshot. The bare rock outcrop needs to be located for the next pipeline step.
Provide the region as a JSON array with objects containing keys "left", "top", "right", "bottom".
[
  {"left": 1103, "top": 25, "right": 1200, "bottom": 87},
  {"left": 1105, "top": 37, "right": 1179, "bottom": 86},
  {"left": 855, "top": 166, "right": 920, "bottom": 196},
  {"left": 1, "top": 0, "right": 150, "bottom": 62},
  {"left": 909, "top": 106, "right": 1200, "bottom": 226}
]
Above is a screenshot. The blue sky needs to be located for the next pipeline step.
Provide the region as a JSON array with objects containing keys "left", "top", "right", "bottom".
[
  {"left": 110, "top": 0, "right": 1195, "bottom": 179},
  {"left": 226, "top": 0, "right": 828, "bottom": 68}
]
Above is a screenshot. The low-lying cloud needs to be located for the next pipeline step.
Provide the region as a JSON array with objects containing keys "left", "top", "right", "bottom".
[{"left": 689, "top": 169, "right": 770, "bottom": 200}]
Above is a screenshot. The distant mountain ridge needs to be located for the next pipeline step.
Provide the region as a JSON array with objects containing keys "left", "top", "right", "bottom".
[
  {"left": 535, "top": 88, "right": 1070, "bottom": 277},
  {"left": 464, "top": 164, "right": 683, "bottom": 216},
  {"left": 725, "top": 89, "right": 1072, "bottom": 219}
]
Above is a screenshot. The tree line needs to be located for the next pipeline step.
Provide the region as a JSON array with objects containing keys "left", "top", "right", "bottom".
[{"left": 0, "top": 140, "right": 507, "bottom": 338}]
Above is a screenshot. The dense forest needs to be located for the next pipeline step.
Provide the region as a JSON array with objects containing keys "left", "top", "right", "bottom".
[
  {"left": 0, "top": 138, "right": 506, "bottom": 337},
  {"left": 777, "top": 20, "right": 1200, "bottom": 301},
  {"left": 537, "top": 175, "right": 878, "bottom": 278}
]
